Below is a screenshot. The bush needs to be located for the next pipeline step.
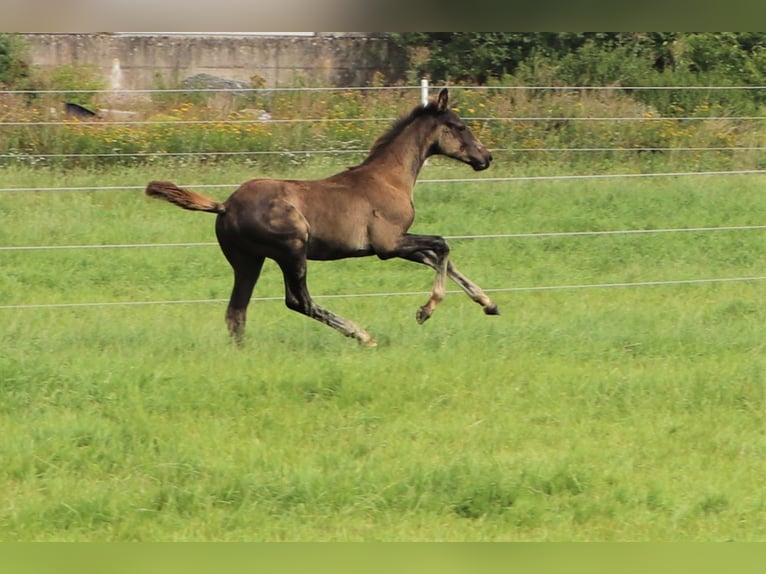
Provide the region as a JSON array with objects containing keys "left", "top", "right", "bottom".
[
  {"left": 0, "top": 33, "right": 30, "bottom": 89},
  {"left": 42, "top": 64, "right": 105, "bottom": 108}
]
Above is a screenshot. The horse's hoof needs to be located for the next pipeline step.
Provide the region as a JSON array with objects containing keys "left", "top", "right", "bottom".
[
  {"left": 416, "top": 306, "right": 432, "bottom": 324},
  {"left": 484, "top": 304, "right": 500, "bottom": 316},
  {"left": 356, "top": 331, "right": 377, "bottom": 347}
]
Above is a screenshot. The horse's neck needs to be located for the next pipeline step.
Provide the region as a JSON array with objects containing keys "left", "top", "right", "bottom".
[{"left": 369, "top": 122, "right": 433, "bottom": 188}]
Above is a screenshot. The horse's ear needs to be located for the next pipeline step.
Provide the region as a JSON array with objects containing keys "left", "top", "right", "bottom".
[{"left": 436, "top": 88, "right": 449, "bottom": 111}]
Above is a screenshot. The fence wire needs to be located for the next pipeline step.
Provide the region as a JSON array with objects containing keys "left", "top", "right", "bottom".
[
  {"left": 2, "top": 169, "right": 766, "bottom": 194},
  {"left": 3, "top": 225, "right": 766, "bottom": 252},
  {"left": 2, "top": 276, "right": 766, "bottom": 312}
]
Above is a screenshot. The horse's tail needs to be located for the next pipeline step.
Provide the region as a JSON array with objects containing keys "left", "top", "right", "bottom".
[{"left": 145, "top": 180, "right": 226, "bottom": 214}]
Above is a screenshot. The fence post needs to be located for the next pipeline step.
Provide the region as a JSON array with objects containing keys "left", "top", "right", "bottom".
[{"left": 421, "top": 78, "right": 429, "bottom": 106}]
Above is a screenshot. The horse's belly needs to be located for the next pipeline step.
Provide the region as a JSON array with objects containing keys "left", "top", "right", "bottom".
[{"left": 306, "top": 236, "right": 373, "bottom": 260}]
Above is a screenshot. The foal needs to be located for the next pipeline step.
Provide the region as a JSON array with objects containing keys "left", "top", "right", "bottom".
[{"left": 146, "top": 88, "right": 498, "bottom": 346}]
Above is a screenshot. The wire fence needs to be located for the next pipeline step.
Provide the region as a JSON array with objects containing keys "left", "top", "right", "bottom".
[
  {"left": 4, "top": 225, "right": 766, "bottom": 253},
  {"left": 2, "top": 82, "right": 766, "bottom": 167},
  {"left": 2, "top": 83, "right": 765, "bottom": 311},
  {"left": 4, "top": 84, "right": 766, "bottom": 95},
  {"left": 3, "top": 276, "right": 766, "bottom": 312},
  {"left": 2, "top": 146, "right": 766, "bottom": 163},
  {"left": 3, "top": 169, "right": 766, "bottom": 195},
  {"left": 5, "top": 115, "right": 766, "bottom": 128}
]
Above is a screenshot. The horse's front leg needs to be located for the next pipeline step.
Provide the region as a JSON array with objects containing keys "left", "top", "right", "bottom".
[
  {"left": 415, "top": 249, "right": 448, "bottom": 324},
  {"left": 446, "top": 261, "right": 500, "bottom": 316},
  {"left": 398, "top": 249, "right": 500, "bottom": 318},
  {"left": 382, "top": 234, "right": 451, "bottom": 324}
]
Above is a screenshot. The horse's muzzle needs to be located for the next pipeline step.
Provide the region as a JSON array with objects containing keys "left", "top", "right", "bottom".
[{"left": 471, "top": 152, "right": 493, "bottom": 171}]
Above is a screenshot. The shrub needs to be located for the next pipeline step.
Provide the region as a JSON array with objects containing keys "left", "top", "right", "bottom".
[
  {"left": 41, "top": 64, "right": 105, "bottom": 108},
  {"left": 0, "top": 33, "right": 31, "bottom": 89}
]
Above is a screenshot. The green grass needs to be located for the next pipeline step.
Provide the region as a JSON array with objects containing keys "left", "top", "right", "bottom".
[{"left": 1, "top": 160, "right": 765, "bottom": 540}]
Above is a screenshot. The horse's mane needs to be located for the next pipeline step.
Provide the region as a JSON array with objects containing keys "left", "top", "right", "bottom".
[{"left": 351, "top": 100, "right": 441, "bottom": 169}]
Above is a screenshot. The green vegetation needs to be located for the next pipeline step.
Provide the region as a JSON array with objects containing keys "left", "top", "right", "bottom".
[
  {"left": 1, "top": 33, "right": 766, "bottom": 171},
  {"left": 0, "top": 33, "right": 30, "bottom": 89},
  {"left": 394, "top": 33, "right": 766, "bottom": 114},
  {"left": 1, "top": 162, "right": 765, "bottom": 540},
  {"left": 1, "top": 33, "right": 765, "bottom": 540},
  {"left": 1, "top": 84, "right": 764, "bottom": 172}
]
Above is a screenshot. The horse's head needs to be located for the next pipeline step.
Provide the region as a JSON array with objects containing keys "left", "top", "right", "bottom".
[{"left": 430, "top": 88, "right": 493, "bottom": 171}]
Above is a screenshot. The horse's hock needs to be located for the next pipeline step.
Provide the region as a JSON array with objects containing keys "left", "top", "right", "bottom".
[{"left": 22, "top": 33, "right": 409, "bottom": 91}]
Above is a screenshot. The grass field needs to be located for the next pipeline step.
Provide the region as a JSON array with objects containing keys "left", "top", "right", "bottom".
[{"left": 1, "top": 158, "right": 765, "bottom": 540}]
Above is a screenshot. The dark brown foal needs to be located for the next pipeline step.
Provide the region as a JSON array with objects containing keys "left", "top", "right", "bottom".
[{"left": 146, "top": 88, "right": 498, "bottom": 346}]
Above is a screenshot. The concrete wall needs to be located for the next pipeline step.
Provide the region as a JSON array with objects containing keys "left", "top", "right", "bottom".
[{"left": 21, "top": 33, "right": 408, "bottom": 90}]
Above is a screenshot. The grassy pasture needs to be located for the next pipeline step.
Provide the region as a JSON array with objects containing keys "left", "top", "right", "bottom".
[{"left": 1, "top": 160, "right": 765, "bottom": 540}]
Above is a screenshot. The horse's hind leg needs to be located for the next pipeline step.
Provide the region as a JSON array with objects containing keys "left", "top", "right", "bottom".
[
  {"left": 278, "top": 257, "right": 376, "bottom": 346},
  {"left": 225, "top": 257, "right": 265, "bottom": 344}
]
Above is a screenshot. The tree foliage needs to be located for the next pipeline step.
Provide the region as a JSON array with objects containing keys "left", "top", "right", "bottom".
[
  {"left": 392, "top": 32, "right": 766, "bottom": 86},
  {"left": 391, "top": 32, "right": 766, "bottom": 114}
]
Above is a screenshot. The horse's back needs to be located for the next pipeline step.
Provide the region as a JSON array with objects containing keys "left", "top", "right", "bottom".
[{"left": 224, "top": 177, "right": 304, "bottom": 205}]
